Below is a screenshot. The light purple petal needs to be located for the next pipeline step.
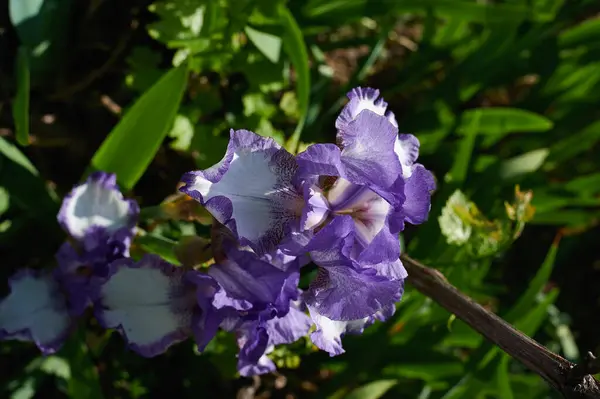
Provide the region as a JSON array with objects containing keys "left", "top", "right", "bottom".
[
  {"left": 89, "top": 255, "right": 196, "bottom": 357},
  {"left": 304, "top": 265, "right": 402, "bottom": 321},
  {"left": 238, "top": 351, "right": 276, "bottom": 377},
  {"left": 402, "top": 164, "right": 436, "bottom": 225},
  {"left": 185, "top": 271, "right": 224, "bottom": 351},
  {"left": 266, "top": 303, "right": 312, "bottom": 346},
  {"left": 58, "top": 172, "right": 139, "bottom": 241},
  {"left": 339, "top": 111, "right": 404, "bottom": 206},
  {"left": 296, "top": 143, "right": 345, "bottom": 178},
  {"left": 207, "top": 245, "right": 298, "bottom": 315},
  {"left": 300, "top": 184, "right": 330, "bottom": 231},
  {"left": 336, "top": 87, "right": 398, "bottom": 147},
  {"left": 0, "top": 270, "right": 71, "bottom": 354},
  {"left": 180, "top": 129, "right": 302, "bottom": 255}
]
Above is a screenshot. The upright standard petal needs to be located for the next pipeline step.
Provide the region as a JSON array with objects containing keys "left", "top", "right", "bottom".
[
  {"left": 90, "top": 255, "right": 198, "bottom": 357},
  {"left": 297, "top": 113, "right": 404, "bottom": 207},
  {"left": 58, "top": 172, "right": 139, "bottom": 241},
  {"left": 336, "top": 87, "right": 398, "bottom": 144},
  {"left": 0, "top": 270, "right": 71, "bottom": 354},
  {"left": 180, "top": 129, "right": 302, "bottom": 255}
]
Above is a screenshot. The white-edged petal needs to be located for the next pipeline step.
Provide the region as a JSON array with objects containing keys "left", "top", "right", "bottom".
[
  {"left": 91, "top": 256, "right": 195, "bottom": 357},
  {"left": 0, "top": 271, "right": 70, "bottom": 353},
  {"left": 181, "top": 130, "right": 301, "bottom": 255}
]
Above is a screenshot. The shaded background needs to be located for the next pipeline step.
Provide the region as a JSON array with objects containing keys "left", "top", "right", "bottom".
[{"left": 1, "top": 0, "right": 600, "bottom": 398}]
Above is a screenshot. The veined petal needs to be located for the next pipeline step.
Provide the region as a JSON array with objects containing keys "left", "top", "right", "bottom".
[
  {"left": 339, "top": 112, "right": 404, "bottom": 206},
  {"left": 0, "top": 270, "right": 71, "bottom": 354},
  {"left": 58, "top": 172, "right": 139, "bottom": 241},
  {"left": 266, "top": 303, "right": 312, "bottom": 346},
  {"left": 180, "top": 129, "right": 301, "bottom": 255},
  {"left": 207, "top": 244, "right": 299, "bottom": 315},
  {"left": 336, "top": 87, "right": 398, "bottom": 147},
  {"left": 296, "top": 143, "right": 345, "bottom": 178},
  {"left": 394, "top": 134, "right": 420, "bottom": 178},
  {"left": 304, "top": 265, "right": 402, "bottom": 321},
  {"left": 90, "top": 255, "right": 196, "bottom": 357}
]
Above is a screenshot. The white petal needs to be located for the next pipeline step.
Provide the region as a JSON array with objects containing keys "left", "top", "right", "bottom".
[
  {"left": 0, "top": 271, "right": 70, "bottom": 353},
  {"left": 94, "top": 257, "right": 193, "bottom": 356}
]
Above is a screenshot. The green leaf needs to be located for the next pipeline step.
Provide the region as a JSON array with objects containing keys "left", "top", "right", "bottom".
[
  {"left": 504, "top": 241, "right": 559, "bottom": 323},
  {"left": 9, "top": 0, "right": 72, "bottom": 79},
  {"left": 458, "top": 108, "right": 553, "bottom": 147},
  {"left": 13, "top": 47, "right": 30, "bottom": 146},
  {"left": 448, "top": 108, "right": 479, "bottom": 184},
  {"left": 0, "top": 187, "right": 9, "bottom": 215},
  {"left": 559, "top": 17, "right": 600, "bottom": 48},
  {"left": 280, "top": 5, "right": 310, "bottom": 152},
  {"left": 168, "top": 114, "right": 195, "bottom": 151},
  {"left": 244, "top": 25, "right": 282, "bottom": 63},
  {"left": 563, "top": 172, "right": 600, "bottom": 195},
  {"left": 61, "top": 329, "right": 104, "bottom": 399},
  {"left": 91, "top": 64, "right": 188, "bottom": 190},
  {"left": 345, "top": 380, "right": 398, "bottom": 399},
  {"left": 135, "top": 234, "right": 180, "bottom": 265},
  {"left": 0, "top": 136, "right": 37, "bottom": 175},
  {"left": 499, "top": 149, "right": 549, "bottom": 180}
]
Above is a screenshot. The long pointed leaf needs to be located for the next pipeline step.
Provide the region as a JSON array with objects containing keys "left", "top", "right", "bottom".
[{"left": 91, "top": 64, "right": 188, "bottom": 190}]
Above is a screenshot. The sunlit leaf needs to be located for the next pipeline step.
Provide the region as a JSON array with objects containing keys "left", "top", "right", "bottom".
[
  {"left": 346, "top": 380, "right": 398, "bottom": 399},
  {"left": 280, "top": 5, "right": 309, "bottom": 152},
  {"left": 90, "top": 64, "right": 188, "bottom": 190},
  {"left": 244, "top": 25, "right": 282, "bottom": 63}
]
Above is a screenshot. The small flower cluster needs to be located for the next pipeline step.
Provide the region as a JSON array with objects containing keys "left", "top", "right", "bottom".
[{"left": 0, "top": 87, "right": 435, "bottom": 376}]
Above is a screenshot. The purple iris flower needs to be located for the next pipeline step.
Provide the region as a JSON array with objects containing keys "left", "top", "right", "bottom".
[
  {"left": 55, "top": 172, "right": 139, "bottom": 316},
  {"left": 295, "top": 87, "right": 435, "bottom": 267}
]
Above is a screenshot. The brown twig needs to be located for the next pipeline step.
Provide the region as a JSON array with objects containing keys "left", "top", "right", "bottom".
[{"left": 401, "top": 254, "right": 600, "bottom": 398}]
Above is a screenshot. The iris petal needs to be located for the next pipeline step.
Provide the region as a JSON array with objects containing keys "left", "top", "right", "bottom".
[
  {"left": 0, "top": 270, "right": 71, "bottom": 354},
  {"left": 58, "top": 172, "right": 139, "bottom": 241},
  {"left": 90, "top": 255, "right": 196, "bottom": 357},
  {"left": 180, "top": 129, "right": 301, "bottom": 255}
]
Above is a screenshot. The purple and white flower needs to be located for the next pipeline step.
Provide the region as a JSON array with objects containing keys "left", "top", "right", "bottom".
[
  {"left": 58, "top": 172, "right": 139, "bottom": 244},
  {"left": 89, "top": 254, "right": 218, "bottom": 357},
  {"left": 180, "top": 129, "right": 303, "bottom": 256},
  {"left": 0, "top": 270, "right": 72, "bottom": 354}
]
